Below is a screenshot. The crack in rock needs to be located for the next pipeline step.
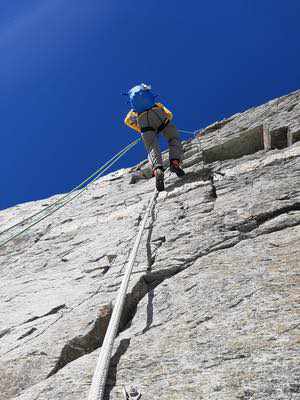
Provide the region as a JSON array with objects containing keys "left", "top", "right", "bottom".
[
  {"left": 104, "top": 338, "right": 132, "bottom": 400},
  {"left": 228, "top": 289, "right": 261, "bottom": 309},
  {"left": 254, "top": 203, "right": 300, "bottom": 225},
  {"left": 18, "top": 327, "right": 37, "bottom": 340},
  {"left": 209, "top": 175, "right": 218, "bottom": 199},
  {"left": 228, "top": 203, "right": 300, "bottom": 233},
  {"left": 24, "top": 304, "right": 67, "bottom": 324},
  {"left": 0, "top": 328, "right": 11, "bottom": 340},
  {"left": 47, "top": 265, "right": 184, "bottom": 378},
  {"left": 47, "top": 303, "right": 112, "bottom": 377}
]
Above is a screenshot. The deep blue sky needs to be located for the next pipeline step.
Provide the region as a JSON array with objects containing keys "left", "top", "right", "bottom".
[{"left": 1, "top": 0, "right": 300, "bottom": 210}]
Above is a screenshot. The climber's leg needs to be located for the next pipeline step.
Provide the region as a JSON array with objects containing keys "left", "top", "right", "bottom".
[
  {"left": 141, "top": 130, "right": 165, "bottom": 191},
  {"left": 162, "top": 123, "right": 183, "bottom": 162},
  {"left": 162, "top": 124, "right": 185, "bottom": 177},
  {"left": 141, "top": 130, "right": 163, "bottom": 170}
]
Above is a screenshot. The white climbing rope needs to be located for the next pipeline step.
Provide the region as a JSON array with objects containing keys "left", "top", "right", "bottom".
[{"left": 87, "top": 190, "right": 158, "bottom": 400}]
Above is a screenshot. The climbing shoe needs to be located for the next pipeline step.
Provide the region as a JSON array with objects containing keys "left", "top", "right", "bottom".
[
  {"left": 170, "top": 159, "right": 185, "bottom": 177},
  {"left": 154, "top": 167, "right": 165, "bottom": 192}
]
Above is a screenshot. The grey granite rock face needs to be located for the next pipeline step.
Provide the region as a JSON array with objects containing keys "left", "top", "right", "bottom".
[{"left": 0, "top": 90, "right": 299, "bottom": 400}]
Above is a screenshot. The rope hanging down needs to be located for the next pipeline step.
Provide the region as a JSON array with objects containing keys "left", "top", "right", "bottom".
[
  {"left": 87, "top": 190, "right": 158, "bottom": 400},
  {"left": 0, "top": 138, "right": 141, "bottom": 249}
]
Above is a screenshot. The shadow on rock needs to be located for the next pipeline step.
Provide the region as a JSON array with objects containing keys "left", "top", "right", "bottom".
[
  {"left": 142, "top": 288, "right": 155, "bottom": 335},
  {"left": 104, "top": 338, "right": 131, "bottom": 400}
]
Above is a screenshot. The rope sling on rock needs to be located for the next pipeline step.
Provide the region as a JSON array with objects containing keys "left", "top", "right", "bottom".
[
  {"left": 87, "top": 190, "right": 158, "bottom": 400},
  {"left": 87, "top": 130, "right": 203, "bottom": 399}
]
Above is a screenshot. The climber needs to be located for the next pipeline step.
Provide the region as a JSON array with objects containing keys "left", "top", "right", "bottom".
[{"left": 124, "top": 83, "right": 185, "bottom": 192}]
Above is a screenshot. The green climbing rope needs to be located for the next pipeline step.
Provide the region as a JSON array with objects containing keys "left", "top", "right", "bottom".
[
  {"left": 0, "top": 138, "right": 140, "bottom": 239},
  {"left": 0, "top": 138, "right": 141, "bottom": 249}
]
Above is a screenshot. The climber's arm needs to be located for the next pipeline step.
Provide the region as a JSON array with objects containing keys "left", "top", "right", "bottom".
[
  {"left": 124, "top": 110, "right": 141, "bottom": 133},
  {"left": 156, "top": 102, "right": 173, "bottom": 121}
]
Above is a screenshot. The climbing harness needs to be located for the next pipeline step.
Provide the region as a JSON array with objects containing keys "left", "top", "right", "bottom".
[
  {"left": 140, "top": 107, "right": 171, "bottom": 133},
  {"left": 125, "top": 103, "right": 173, "bottom": 134},
  {"left": 140, "top": 117, "right": 170, "bottom": 133},
  {"left": 0, "top": 138, "right": 141, "bottom": 249},
  {"left": 87, "top": 191, "right": 158, "bottom": 400}
]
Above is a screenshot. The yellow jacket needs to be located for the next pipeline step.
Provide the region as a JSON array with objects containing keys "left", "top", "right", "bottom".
[{"left": 124, "top": 103, "right": 173, "bottom": 133}]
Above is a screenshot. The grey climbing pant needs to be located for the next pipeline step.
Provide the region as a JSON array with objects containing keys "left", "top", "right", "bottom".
[{"left": 138, "top": 107, "right": 183, "bottom": 169}]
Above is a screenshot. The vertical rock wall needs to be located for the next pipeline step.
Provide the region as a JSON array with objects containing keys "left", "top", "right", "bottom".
[{"left": 0, "top": 90, "right": 299, "bottom": 400}]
